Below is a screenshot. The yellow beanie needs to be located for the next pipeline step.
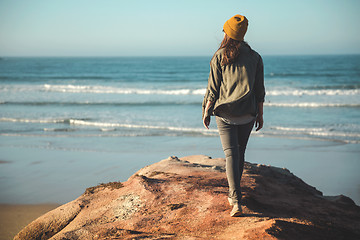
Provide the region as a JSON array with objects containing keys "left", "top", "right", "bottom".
[{"left": 223, "top": 14, "right": 248, "bottom": 41}]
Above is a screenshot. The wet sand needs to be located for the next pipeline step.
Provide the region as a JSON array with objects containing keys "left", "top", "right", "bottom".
[{"left": 0, "top": 204, "right": 60, "bottom": 240}]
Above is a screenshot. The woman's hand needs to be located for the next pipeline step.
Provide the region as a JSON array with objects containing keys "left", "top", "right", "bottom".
[
  {"left": 203, "top": 115, "right": 210, "bottom": 129},
  {"left": 255, "top": 114, "right": 263, "bottom": 131},
  {"left": 203, "top": 100, "right": 213, "bottom": 129},
  {"left": 255, "top": 102, "right": 264, "bottom": 131}
]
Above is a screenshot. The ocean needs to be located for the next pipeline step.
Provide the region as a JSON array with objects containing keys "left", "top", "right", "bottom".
[{"left": 1, "top": 55, "right": 359, "bottom": 204}]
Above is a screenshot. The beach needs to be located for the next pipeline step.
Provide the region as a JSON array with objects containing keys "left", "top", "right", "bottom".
[{"left": 0, "top": 204, "right": 60, "bottom": 240}]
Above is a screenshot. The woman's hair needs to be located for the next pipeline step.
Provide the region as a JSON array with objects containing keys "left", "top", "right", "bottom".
[{"left": 217, "top": 34, "right": 244, "bottom": 66}]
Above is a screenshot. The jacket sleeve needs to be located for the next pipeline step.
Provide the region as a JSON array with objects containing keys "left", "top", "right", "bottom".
[
  {"left": 202, "top": 56, "right": 222, "bottom": 118},
  {"left": 254, "top": 56, "right": 265, "bottom": 103}
]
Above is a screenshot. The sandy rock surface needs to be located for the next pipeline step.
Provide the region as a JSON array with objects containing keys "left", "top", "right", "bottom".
[{"left": 14, "top": 155, "right": 360, "bottom": 239}]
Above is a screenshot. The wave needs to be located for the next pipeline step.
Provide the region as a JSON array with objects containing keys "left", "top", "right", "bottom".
[
  {"left": 265, "top": 72, "right": 359, "bottom": 79},
  {"left": 266, "top": 72, "right": 334, "bottom": 77},
  {"left": 0, "top": 101, "right": 200, "bottom": 107},
  {"left": 268, "top": 126, "right": 360, "bottom": 143},
  {"left": 0, "top": 117, "right": 67, "bottom": 124},
  {"left": 0, "top": 118, "right": 218, "bottom": 136},
  {"left": 0, "top": 76, "right": 112, "bottom": 81},
  {"left": 1, "top": 118, "right": 359, "bottom": 142},
  {"left": 265, "top": 102, "right": 360, "bottom": 108},
  {"left": 2, "top": 84, "right": 359, "bottom": 97},
  {"left": 2, "top": 101, "right": 359, "bottom": 109},
  {"left": 49, "top": 85, "right": 352, "bottom": 97},
  {"left": 0, "top": 84, "right": 206, "bottom": 95},
  {"left": 267, "top": 88, "right": 360, "bottom": 96},
  {"left": 68, "top": 119, "right": 218, "bottom": 135},
  {"left": 0, "top": 117, "right": 91, "bottom": 124},
  {"left": 42, "top": 84, "right": 206, "bottom": 95},
  {"left": 305, "top": 84, "right": 360, "bottom": 90}
]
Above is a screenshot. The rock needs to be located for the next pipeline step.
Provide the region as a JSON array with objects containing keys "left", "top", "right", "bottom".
[{"left": 14, "top": 155, "right": 360, "bottom": 240}]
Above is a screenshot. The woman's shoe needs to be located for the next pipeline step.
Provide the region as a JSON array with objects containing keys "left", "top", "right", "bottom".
[{"left": 230, "top": 204, "right": 242, "bottom": 217}]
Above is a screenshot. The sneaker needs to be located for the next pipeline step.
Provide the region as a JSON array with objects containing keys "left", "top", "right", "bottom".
[{"left": 230, "top": 204, "right": 242, "bottom": 217}]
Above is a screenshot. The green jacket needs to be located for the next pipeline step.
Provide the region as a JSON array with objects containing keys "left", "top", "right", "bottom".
[{"left": 202, "top": 43, "right": 265, "bottom": 118}]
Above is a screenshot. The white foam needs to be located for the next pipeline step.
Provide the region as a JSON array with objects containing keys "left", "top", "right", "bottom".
[
  {"left": 265, "top": 102, "right": 360, "bottom": 108},
  {"left": 0, "top": 117, "right": 67, "bottom": 124},
  {"left": 271, "top": 126, "right": 360, "bottom": 138},
  {"left": 100, "top": 128, "right": 116, "bottom": 132},
  {"left": 267, "top": 89, "right": 359, "bottom": 96},
  {"left": 2, "top": 84, "right": 359, "bottom": 97},
  {"left": 42, "top": 84, "right": 205, "bottom": 95},
  {"left": 69, "top": 119, "right": 218, "bottom": 134},
  {"left": 0, "top": 117, "right": 219, "bottom": 137},
  {"left": 192, "top": 88, "right": 206, "bottom": 95}
]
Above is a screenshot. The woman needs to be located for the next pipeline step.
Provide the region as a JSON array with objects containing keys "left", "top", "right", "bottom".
[{"left": 202, "top": 14, "right": 265, "bottom": 217}]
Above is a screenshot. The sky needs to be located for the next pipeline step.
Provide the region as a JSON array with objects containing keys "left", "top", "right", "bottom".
[{"left": 0, "top": 0, "right": 360, "bottom": 56}]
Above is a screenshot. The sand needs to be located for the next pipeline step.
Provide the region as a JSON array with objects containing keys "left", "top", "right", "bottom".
[{"left": 0, "top": 204, "right": 60, "bottom": 240}]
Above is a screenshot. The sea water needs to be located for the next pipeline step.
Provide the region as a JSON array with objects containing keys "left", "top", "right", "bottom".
[{"left": 0, "top": 55, "right": 359, "bottom": 204}]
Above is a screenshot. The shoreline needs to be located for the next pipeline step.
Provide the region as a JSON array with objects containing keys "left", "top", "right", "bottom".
[
  {"left": 0, "top": 204, "right": 60, "bottom": 240},
  {"left": 1, "top": 135, "right": 359, "bottom": 205}
]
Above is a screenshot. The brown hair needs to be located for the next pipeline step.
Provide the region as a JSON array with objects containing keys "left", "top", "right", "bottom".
[{"left": 217, "top": 34, "right": 244, "bottom": 66}]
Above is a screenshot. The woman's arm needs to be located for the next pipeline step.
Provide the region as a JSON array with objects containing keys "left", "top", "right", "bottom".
[
  {"left": 255, "top": 102, "right": 263, "bottom": 131},
  {"left": 202, "top": 54, "right": 222, "bottom": 129},
  {"left": 254, "top": 55, "right": 265, "bottom": 132},
  {"left": 202, "top": 100, "right": 213, "bottom": 129}
]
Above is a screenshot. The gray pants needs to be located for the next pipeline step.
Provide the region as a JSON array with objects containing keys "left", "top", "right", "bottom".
[{"left": 216, "top": 117, "right": 254, "bottom": 204}]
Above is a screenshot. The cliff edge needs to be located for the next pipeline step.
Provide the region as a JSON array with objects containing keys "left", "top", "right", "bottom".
[{"left": 14, "top": 155, "right": 360, "bottom": 239}]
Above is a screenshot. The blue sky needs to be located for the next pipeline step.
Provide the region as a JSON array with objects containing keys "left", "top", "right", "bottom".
[{"left": 1, "top": 0, "right": 359, "bottom": 56}]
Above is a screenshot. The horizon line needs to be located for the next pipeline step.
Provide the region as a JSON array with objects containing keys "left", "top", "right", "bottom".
[{"left": 1, "top": 53, "right": 360, "bottom": 58}]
